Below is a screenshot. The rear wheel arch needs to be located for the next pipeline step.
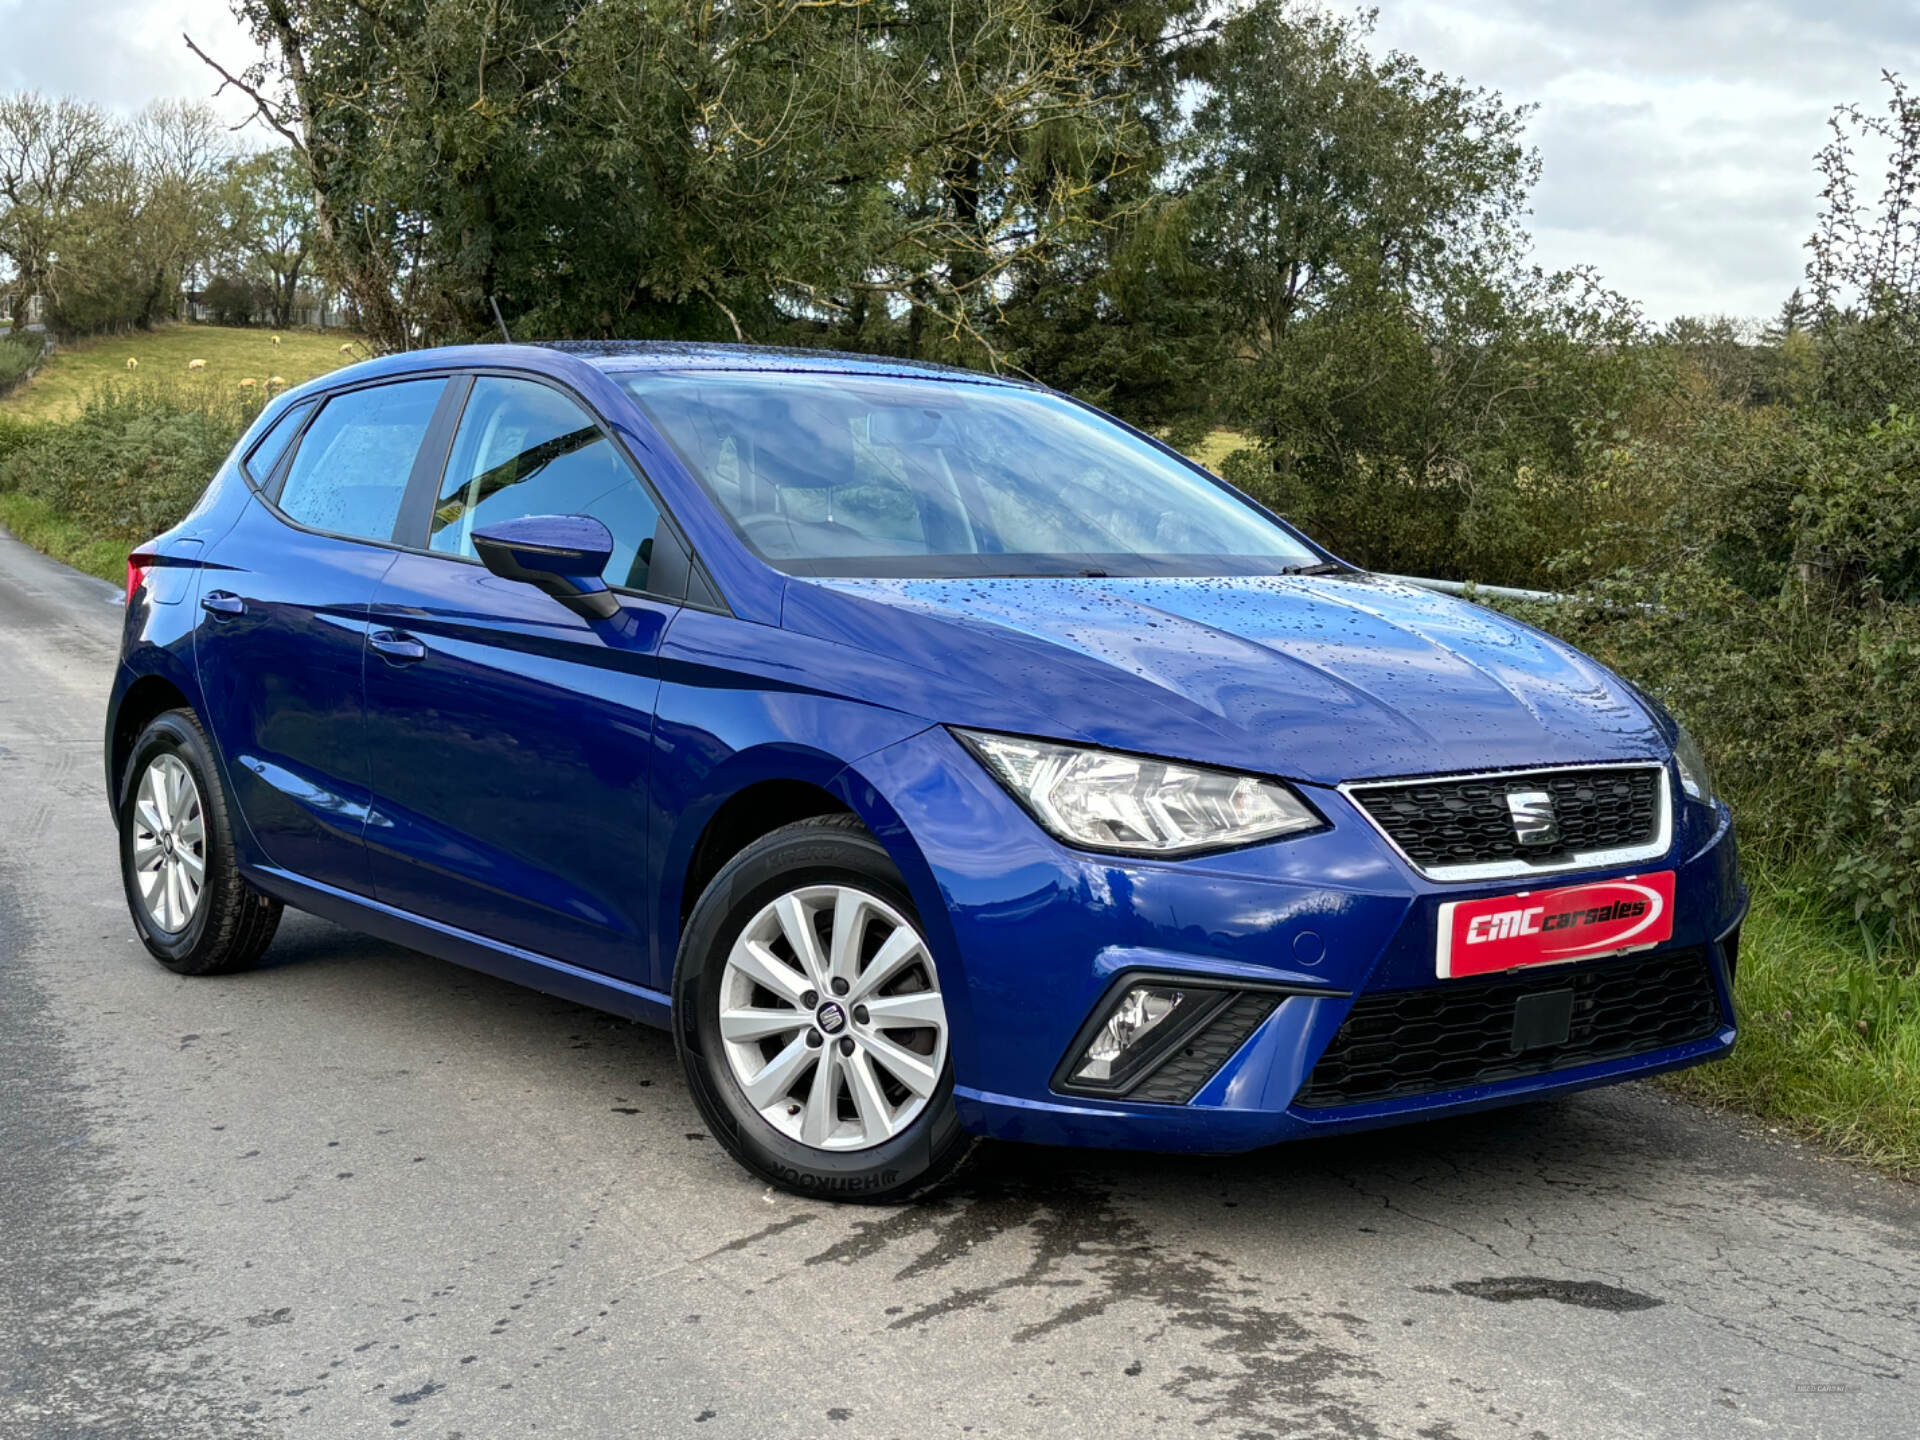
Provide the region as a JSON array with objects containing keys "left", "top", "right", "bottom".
[{"left": 110, "top": 674, "right": 194, "bottom": 807}]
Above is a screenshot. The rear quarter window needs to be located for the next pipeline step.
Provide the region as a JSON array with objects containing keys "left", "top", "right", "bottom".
[{"left": 242, "top": 400, "right": 315, "bottom": 486}]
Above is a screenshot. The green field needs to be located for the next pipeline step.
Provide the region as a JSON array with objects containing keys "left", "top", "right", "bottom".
[
  {"left": 1187, "top": 428, "right": 1253, "bottom": 472},
  {"left": 0, "top": 324, "right": 362, "bottom": 422}
]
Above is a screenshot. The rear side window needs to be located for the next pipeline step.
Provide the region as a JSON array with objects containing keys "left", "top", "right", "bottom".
[
  {"left": 242, "top": 399, "right": 315, "bottom": 485},
  {"left": 429, "top": 376, "right": 666, "bottom": 591},
  {"left": 277, "top": 379, "right": 446, "bottom": 543}
]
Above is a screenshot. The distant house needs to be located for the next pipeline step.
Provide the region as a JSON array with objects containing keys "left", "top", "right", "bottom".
[
  {"left": 177, "top": 283, "right": 349, "bottom": 329},
  {"left": 0, "top": 292, "right": 47, "bottom": 329}
]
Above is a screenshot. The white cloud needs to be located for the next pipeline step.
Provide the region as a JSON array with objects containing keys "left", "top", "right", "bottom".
[
  {"left": 1370, "top": 0, "right": 1920, "bottom": 322},
  {"left": 0, "top": 0, "right": 262, "bottom": 128}
]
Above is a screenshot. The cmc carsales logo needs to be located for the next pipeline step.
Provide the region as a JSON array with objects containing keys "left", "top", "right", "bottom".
[{"left": 1438, "top": 872, "right": 1677, "bottom": 979}]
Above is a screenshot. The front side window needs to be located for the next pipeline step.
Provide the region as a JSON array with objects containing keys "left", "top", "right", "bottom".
[
  {"left": 430, "top": 377, "right": 664, "bottom": 591},
  {"left": 277, "top": 379, "right": 446, "bottom": 542},
  {"left": 622, "top": 371, "right": 1322, "bottom": 578}
]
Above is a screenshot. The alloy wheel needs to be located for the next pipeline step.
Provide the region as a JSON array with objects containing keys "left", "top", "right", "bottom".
[
  {"left": 130, "top": 753, "right": 207, "bottom": 934},
  {"left": 717, "top": 884, "right": 948, "bottom": 1152}
]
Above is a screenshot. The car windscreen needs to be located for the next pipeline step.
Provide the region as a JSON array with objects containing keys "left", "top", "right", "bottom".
[{"left": 619, "top": 371, "right": 1323, "bottom": 578}]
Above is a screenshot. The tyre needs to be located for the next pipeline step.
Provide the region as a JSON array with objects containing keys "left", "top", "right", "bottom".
[
  {"left": 675, "top": 815, "right": 977, "bottom": 1202},
  {"left": 119, "top": 708, "right": 282, "bottom": 976}
]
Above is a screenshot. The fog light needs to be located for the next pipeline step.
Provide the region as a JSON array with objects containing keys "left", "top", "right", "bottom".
[{"left": 1072, "top": 985, "right": 1188, "bottom": 1085}]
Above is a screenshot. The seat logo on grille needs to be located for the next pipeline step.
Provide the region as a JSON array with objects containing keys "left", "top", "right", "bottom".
[{"left": 1505, "top": 789, "right": 1559, "bottom": 846}]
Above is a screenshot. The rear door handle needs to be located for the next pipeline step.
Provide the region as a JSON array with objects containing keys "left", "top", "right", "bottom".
[
  {"left": 369, "top": 629, "right": 428, "bottom": 664},
  {"left": 200, "top": 590, "right": 246, "bottom": 617}
]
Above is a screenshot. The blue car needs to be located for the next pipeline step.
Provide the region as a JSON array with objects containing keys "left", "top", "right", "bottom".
[{"left": 107, "top": 342, "right": 1743, "bottom": 1201}]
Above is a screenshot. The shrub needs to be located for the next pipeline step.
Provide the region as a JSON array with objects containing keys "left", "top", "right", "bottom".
[
  {"left": 0, "top": 379, "right": 260, "bottom": 548},
  {"left": 1510, "top": 401, "right": 1920, "bottom": 949},
  {"left": 0, "top": 330, "right": 45, "bottom": 393},
  {"left": 203, "top": 273, "right": 269, "bottom": 328}
]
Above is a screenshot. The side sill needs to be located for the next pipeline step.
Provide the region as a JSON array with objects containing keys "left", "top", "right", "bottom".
[{"left": 247, "top": 864, "right": 673, "bottom": 1028}]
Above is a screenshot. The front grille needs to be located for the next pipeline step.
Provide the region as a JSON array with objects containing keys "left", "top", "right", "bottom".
[
  {"left": 1294, "top": 948, "right": 1720, "bottom": 1108},
  {"left": 1348, "top": 765, "right": 1663, "bottom": 874}
]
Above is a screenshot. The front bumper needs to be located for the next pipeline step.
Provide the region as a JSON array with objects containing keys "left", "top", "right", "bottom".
[{"left": 852, "top": 728, "right": 1745, "bottom": 1155}]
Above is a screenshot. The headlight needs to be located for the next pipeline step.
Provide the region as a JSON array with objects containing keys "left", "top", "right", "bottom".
[
  {"left": 954, "top": 730, "right": 1323, "bottom": 855},
  {"left": 1673, "top": 724, "right": 1715, "bottom": 805}
]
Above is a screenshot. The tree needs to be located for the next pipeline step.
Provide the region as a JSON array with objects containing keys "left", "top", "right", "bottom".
[
  {"left": 0, "top": 95, "right": 227, "bottom": 335},
  {"left": 0, "top": 94, "right": 112, "bottom": 328},
  {"left": 1807, "top": 71, "right": 1920, "bottom": 422},
  {"left": 41, "top": 100, "right": 228, "bottom": 334},
  {"left": 1172, "top": 3, "right": 1644, "bottom": 584},
  {"left": 218, "top": 147, "right": 315, "bottom": 327},
  {"left": 1185, "top": 1, "right": 1536, "bottom": 362},
  {"left": 123, "top": 101, "right": 228, "bottom": 324},
  {"left": 192, "top": 0, "right": 1149, "bottom": 354}
]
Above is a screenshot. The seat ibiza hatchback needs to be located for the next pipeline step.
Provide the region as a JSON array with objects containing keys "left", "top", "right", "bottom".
[{"left": 108, "top": 342, "right": 1744, "bottom": 1201}]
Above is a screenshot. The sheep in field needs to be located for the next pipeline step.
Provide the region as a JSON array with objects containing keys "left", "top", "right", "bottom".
[
  {"left": 187, "top": 358, "right": 207, "bottom": 371},
  {"left": 267, "top": 375, "right": 286, "bottom": 388},
  {"left": 271, "top": 334, "right": 282, "bottom": 345},
  {"left": 125, "top": 357, "right": 138, "bottom": 370},
  {"left": 239, "top": 377, "right": 258, "bottom": 389}
]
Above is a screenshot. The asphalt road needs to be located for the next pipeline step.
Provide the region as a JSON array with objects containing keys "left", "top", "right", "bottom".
[{"left": 2, "top": 526, "right": 1916, "bottom": 1440}]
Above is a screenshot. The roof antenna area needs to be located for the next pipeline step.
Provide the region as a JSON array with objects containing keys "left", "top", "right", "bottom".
[{"left": 489, "top": 296, "right": 512, "bottom": 344}]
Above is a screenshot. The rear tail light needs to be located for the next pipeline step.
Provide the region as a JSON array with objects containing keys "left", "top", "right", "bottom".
[{"left": 125, "top": 551, "right": 155, "bottom": 605}]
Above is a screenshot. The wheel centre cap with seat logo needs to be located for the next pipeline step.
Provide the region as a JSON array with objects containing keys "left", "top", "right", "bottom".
[
  {"left": 1505, "top": 789, "right": 1560, "bottom": 846},
  {"left": 816, "top": 1001, "right": 848, "bottom": 1035}
]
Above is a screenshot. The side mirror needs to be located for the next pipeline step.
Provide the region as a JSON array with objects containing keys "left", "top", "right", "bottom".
[{"left": 471, "top": 514, "right": 619, "bottom": 620}]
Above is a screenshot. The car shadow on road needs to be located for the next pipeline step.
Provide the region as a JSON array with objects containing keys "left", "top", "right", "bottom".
[
  {"left": 172, "top": 911, "right": 1920, "bottom": 1438},
  {"left": 248, "top": 907, "right": 1763, "bottom": 1222}
]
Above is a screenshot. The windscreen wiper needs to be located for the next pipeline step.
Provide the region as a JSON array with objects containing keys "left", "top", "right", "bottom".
[{"left": 1279, "top": 561, "right": 1350, "bottom": 577}]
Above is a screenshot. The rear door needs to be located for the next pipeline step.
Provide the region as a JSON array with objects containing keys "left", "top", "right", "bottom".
[
  {"left": 194, "top": 376, "right": 453, "bottom": 895},
  {"left": 361, "top": 372, "right": 697, "bottom": 984}
]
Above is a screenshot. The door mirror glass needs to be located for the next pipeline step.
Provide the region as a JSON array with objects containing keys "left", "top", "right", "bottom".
[{"left": 472, "top": 514, "right": 620, "bottom": 619}]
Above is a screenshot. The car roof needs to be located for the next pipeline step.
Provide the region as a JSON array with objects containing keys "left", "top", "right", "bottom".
[
  {"left": 279, "top": 340, "right": 1031, "bottom": 416},
  {"left": 542, "top": 340, "right": 1018, "bottom": 384}
]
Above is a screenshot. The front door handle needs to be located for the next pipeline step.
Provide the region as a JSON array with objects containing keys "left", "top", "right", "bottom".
[
  {"left": 200, "top": 590, "right": 246, "bottom": 618},
  {"left": 369, "top": 629, "right": 428, "bottom": 664}
]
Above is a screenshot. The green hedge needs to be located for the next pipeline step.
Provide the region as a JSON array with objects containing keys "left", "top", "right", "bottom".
[
  {"left": 0, "top": 331, "right": 45, "bottom": 393},
  {"left": 1517, "top": 408, "right": 1920, "bottom": 947},
  {"left": 0, "top": 381, "right": 260, "bottom": 552}
]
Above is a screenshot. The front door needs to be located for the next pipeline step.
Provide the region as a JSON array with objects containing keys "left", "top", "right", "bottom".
[
  {"left": 362, "top": 374, "right": 684, "bottom": 984},
  {"left": 194, "top": 376, "right": 449, "bottom": 895}
]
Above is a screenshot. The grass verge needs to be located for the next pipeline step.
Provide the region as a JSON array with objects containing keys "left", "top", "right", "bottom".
[
  {"left": 1662, "top": 868, "right": 1920, "bottom": 1178},
  {"left": 0, "top": 492, "right": 127, "bottom": 583}
]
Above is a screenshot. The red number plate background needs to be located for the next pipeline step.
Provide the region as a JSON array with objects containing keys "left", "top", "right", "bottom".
[{"left": 1436, "top": 871, "right": 1677, "bottom": 979}]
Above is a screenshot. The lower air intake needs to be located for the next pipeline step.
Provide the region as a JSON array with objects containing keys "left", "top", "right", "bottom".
[{"left": 1294, "top": 948, "right": 1721, "bottom": 1108}]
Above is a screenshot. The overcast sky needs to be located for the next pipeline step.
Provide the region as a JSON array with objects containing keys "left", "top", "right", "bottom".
[{"left": 3, "top": 0, "right": 1917, "bottom": 324}]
